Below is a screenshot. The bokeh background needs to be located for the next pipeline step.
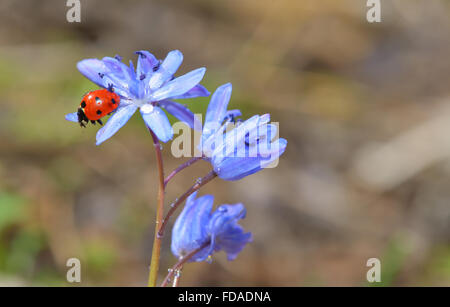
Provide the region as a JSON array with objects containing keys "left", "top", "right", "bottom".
[{"left": 0, "top": 0, "right": 449, "bottom": 286}]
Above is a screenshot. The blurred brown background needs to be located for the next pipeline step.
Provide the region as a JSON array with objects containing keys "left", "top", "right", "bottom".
[{"left": 0, "top": 0, "right": 449, "bottom": 286}]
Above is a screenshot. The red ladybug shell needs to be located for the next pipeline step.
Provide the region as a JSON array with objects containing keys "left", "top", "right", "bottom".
[{"left": 80, "top": 89, "right": 120, "bottom": 121}]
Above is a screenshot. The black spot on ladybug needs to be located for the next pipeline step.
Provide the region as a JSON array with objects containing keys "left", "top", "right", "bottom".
[
  {"left": 96, "top": 110, "right": 102, "bottom": 115},
  {"left": 81, "top": 101, "right": 86, "bottom": 108},
  {"left": 111, "top": 98, "right": 116, "bottom": 104},
  {"left": 95, "top": 97, "right": 102, "bottom": 103}
]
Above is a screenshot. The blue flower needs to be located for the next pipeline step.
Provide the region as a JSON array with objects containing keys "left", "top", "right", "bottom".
[
  {"left": 171, "top": 192, "right": 252, "bottom": 262},
  {"left": 65, "top": 50, "right": 209, "bottom": 145},
  {"left": 199, "top": 83, "right": 287, "bottom": 180}
]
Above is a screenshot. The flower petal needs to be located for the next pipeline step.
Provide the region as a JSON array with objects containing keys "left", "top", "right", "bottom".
[
  {"left": 101, "top": 57, "right": 137, "bottom": 97},
  {"left": 65, "top": 112, "right": 78, "bottom": 123},
  {"left": 224, "top": 109, "right": 242, "bottom": 121},
  {"left": 159, "top": 100, "right": 201, "bottom": 130},
  {"left": 148, "top": 50, "right": 183, "bottom": 90},
  {"left": 215, "top": 226, "right": 252, "bottom": 261},
  {"left": 171, "top": 192, "right": 214, "bottom": 261},
  {"left": 213, "top": 138, "right": 287, "bottom": 180},
  {"left": 150, "top": 68, "right": 206, "bottom": 102},
  {"left": 77, "top": 59, "right": 108, "bottom": 88},
  {"left": 170, "top": 84, "right": 210, "bottom": 100},
  {"left": 212, "top": 114, "right": 261, "bottom": 160},
  {"left": 102, "top": 57, "right": 134, "bottom": 79},
  {"left": 140, "top": 105, "right": 173, "bottom": 142},
  {"left": 202, "top": 83, "right": 232, "bottom": 144},
  {"left": 128, "top": 60, "right": 136, "bottom": 80},
  {"left": 96, "top": 104, "right": 138, "bottom": 145},
  {"left": 207, "top": 204, "right": 252, "bottom": 261},
  {"left": 135, "top": 50, "right": 159, "bottom": 77},
  {"left": 259, "top": 138, "right": 287, "bottom": 168},
  {"left": 77, "top": 58, "right": 133, "bottom": 98},
  {"left": 209, "top": 204, "right": 246, "bottom": 235}
]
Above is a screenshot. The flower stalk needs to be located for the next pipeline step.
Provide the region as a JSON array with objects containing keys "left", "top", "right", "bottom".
[
  {"left": 161, "top": 240, "right": 210, "bottom": 287},
  {"left": 164, "top": 157, "right": 202, "bottom": 187},
  {"left": 158, "top": 170, "right": 217, "bottom": 237},
  {"left": 147, "top": 127, "right": 165, "bottom": 287}
]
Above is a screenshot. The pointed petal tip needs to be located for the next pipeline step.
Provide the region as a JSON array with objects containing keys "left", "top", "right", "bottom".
[
  {"left": 198, "top": 67, "right": 206, "bottom": 76},
  {"left": 170, "top": 84, "right": 210, "bottom": 100},
  {"left": 213, "top": 83, "right": 233, "bottom": 101},
  {"left": 151, "top": 67, "right": 208, "bottom": 101},
  {"left": 278, "top": 138, "right": 288, "bottom": 151},
  {"left": 165, "top": 50, "right": 184, "bottom": 66},
  {"left": 76, "top": 58, "right": 100, "bottom": 70},
  {"left": 186, "top": 190, "right": 199, "bottom": 204},
  {"left": 65, "top": 112, "right": 78, "bottom": 122},
  {"left": 219, "top": 82, "right": 232, "bottom": 91},
  {"left": 196, "top": 84, "right": 210, "bottom": 96},
  {"left": 95, "top": 128, "right": 106, "bottom": 146},
  {"left": 95, "top": 129, "right": 105, "bottom": 146},
  {"left": 134, "top": 50, "right": 157, "bottom": 60},
  {"left": 259, "top": 113, "right": 271, "bottom": 124},
  {"left": 168, "top": 49, "right": 183, "bottom": 58}
]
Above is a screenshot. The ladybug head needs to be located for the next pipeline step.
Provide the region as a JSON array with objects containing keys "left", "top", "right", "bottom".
[{"left": 77, "top": 107, "right": 88, "bottom": 127}]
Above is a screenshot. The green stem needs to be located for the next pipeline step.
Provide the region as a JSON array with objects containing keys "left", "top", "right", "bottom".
[{"left": 147, "top": 128, "right": 165, "bottom": 287}]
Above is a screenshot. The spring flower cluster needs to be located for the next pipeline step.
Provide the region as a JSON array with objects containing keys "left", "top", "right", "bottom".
[{"left": 66, "top": 50, "right": 287, "bottom": 286}]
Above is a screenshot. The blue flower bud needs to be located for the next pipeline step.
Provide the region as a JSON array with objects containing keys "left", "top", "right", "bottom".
[
  {"left": 171, "top": 192, "right": 252, "bottom": 262},
  {"left": 199, "top": 84, "right": 287, "bottom": 180}
]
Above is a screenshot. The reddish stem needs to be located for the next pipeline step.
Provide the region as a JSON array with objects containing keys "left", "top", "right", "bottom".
[
  {"left": 157, "top": 170, "right": 217, "bottom": 237},
  {"left": 160, "top": 240, "right": 210, "bottom": 287},
  {"left": 164, "top": 157, "right": 202, "bottom": 188}
]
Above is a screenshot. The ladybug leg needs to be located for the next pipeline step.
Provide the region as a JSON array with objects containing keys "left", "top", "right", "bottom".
[
  {"left": 97, "top": 119, "right": 103, "bottom": 125},
  {"left": 90, "top": 120, "right": 96, "bottom": 125},
  {"left": 107, "top": 83, "right": 114, "bottom": 93}
]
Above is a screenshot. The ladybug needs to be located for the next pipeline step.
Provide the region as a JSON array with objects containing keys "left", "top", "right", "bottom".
[{"left": 77, "top": 86, "right": 120, "bottom": 127}]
